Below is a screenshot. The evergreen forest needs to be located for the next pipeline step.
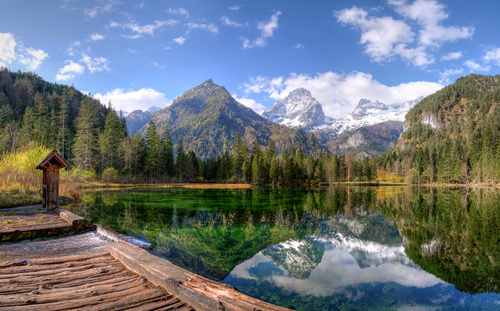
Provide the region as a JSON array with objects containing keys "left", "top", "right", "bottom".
[{"left": 0, "top": 68, "right": 499, "bottom": 186}]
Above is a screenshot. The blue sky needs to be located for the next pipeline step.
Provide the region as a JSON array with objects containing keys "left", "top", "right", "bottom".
[{"left": 1, "top": 0, "right": 499, "bottom": 118}]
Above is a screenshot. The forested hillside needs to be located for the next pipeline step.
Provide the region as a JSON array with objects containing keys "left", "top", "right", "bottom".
[
  {"left": 0, "top": 68, "right": 378, "bottom": 185},
  {"left": 144, "top": 79, "right": 321, "bottom": 159},
  {"left": 378, "top": 74, "right": 500, "bottom": 184},
  {"left": 0, "top": 68, "right": 112, "bottom": 163},
  {"left": 327, "top": 121, "right": 403, "bottom": 157}
]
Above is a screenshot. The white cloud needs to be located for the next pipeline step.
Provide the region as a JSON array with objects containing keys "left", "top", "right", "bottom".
[
  {"left": 167, "top": 8, "right": 189, "bottom": 18},
  {"left": 242, "top": 71, "right": 443, "bottom": 119},
  {"left": 242, "top": 11, "right": 281, "bottom": 49},
  {"left": 294, "top": 43, "right": 305, "bottom": 49},
  {"left": 173, "top": 36, "right": 186, "bottom": 45},
  {"left": 0, "top": 33, "right": 48, "bottom": 70},
  {"left": 94, "top": 88, "right": 171, "bottom": 112},
  {"left": 84, "top": 4, "right": 112, "bottom": 18},
  {"left": 229, "top": 4, "right": 243, "bottom": 11},
  {"left": 221, "top": 16, "right": 243, "bottom": 27},
  {"left": 390, "top": 0, "right": 474, "bottom": 47},
  {"left": 67, "top": 41, "right": 81, "bottom": 56},
  {"left": 80, "top": 53, "right": 110, "bottom": 73},
  {"left": 55, "top": 60, "right": 85, "bottom": 81},
  {"left": 463, "top": 60, "right": 490, "bottom": 72},
  {"left": 438, "top": 68, "right": 462, "bottom": 84},
  {"left": 113, "top": 20, "right": 177, "bottom": 39},
  {"left": 90, "top": 33, "right": 105, "bottom": 41},
  {"left": 18, "top": 47, "right": 49, "bottom": 70},
  {"left": 232, "top": 94, "right": 266, "bottom": 114},
  {"left": 186, "top": 23, "right": 219, "bottom": 34},
  {"left": 134, "top": 2, "right": 145, "bottom": 9},
  {"left": 336, "top": 1, "right": 473, "bottom": 67},
  {"left": 152, "top": 62, "right": 165, "bottom": 70},
  {"left": 441, "top": 51, "right": 463, "bottom": 61},
  {"left": 0, "top": 33, "right": 17, "bottom": 67},
  {"left": 483, "top": 48, "right": 500, "bottom": 67}
]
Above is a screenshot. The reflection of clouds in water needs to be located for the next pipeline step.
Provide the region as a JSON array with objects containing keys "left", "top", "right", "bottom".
[
  {"left": 227, "top": 246, "right": 444, "bottom": 298},
  {"left": 429, "top": 293, "right": 452, "bottom": 304},
  {"left": 269, "top": 249, "right": 443, "bottom": 297},
  {"left": 227, "top": 253, "right": 273, "bottom": 279}
]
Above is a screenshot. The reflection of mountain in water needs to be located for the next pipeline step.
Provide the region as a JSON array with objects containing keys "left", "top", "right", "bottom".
[
  {"left": 261, "top": 212, "right": 414, "bottom": 278},
  {"left": 262, "top": 237, "right": 324, "bottom": 279},
  {"left": 319, "top": 232, "right": 415, "bottom": 269}
]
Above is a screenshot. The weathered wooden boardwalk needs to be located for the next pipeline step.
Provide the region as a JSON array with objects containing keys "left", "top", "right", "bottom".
[
  {"left": 0, "top": 206, "right": 291, "bottom": 311},
  {"left": 0, "top": 248, "right": 194, "bottom": 310},
  {"left": 0, "top": 206, "right": 94, "bottom": 243}
]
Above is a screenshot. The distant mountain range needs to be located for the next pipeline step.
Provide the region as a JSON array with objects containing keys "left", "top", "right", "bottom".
[
  {"left": 131, "top": 79, "right": 320, "bottom": 158},
  {"left": 260, "top": 88, "right": 421, "bottom": 156},
  {"left": 124, "top": 106, "right": 162, "bottom": 135},
  {"left": 125, "top": 80, "right": 423, "bottom": 157}
]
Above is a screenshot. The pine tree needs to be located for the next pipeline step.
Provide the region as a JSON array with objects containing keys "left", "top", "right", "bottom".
[
  {"left": 100, "top": 109, "right": 125, "bottom": 170},
  {"left": 232, "top": 133, "right": 249, "bottom": 182},
  {"left": 145, "top": 120, "right": 162, "bottom": 181},
  {"left": 162, "top": 130, "right": 175, "bottom": 179},
  {"left": 176, "top": 140, "right": 188, "bottom": 181},
  {"left": 73, "top": 98, "right": 99, "bottom": 170}
]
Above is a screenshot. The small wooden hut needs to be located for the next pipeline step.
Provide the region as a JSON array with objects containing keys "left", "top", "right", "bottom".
[{"left": 36, "top": 150, "right": 69, "bottom": 210}]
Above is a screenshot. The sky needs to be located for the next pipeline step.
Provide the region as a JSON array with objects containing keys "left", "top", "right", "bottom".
[{"left": 1, "top": 0, "right": 499, "bottom": 119}]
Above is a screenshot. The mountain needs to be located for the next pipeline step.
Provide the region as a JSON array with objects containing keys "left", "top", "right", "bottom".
[
  {"left": 125, "top": 109, "right": 156, "bottom": 135},
  {"left": 327, "top": 121, "right": 403, "bottom": 157},
  {"left": 379, "top": 74, "right": 500, "bottom": 184},
  {"left": 327, "top": 97, "right": 422, "bottom": 136},
  {"left": 260, "top": 87, "right": 422, "bottom": 156},
  {"left": 262, "top": 88, "right": 331, "bottom": 130},
  {"left": 147, "top": 106, "right": 162, "bottom": 113},
  {"left": 143, "top": 79, "right": 321, "bottom": 158}
]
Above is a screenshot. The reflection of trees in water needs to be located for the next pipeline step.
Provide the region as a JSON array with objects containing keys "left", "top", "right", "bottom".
[
  {"left": 71, "top": 186, "right": 499, "bottom": 294},
  {"left": 377, "top": 188, "right": 500, "bottom": 294}
]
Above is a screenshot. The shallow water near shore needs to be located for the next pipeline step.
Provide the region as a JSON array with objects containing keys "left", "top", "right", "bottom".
[{"left": 67, "top": 186, "right": 500, "bottom": 310}]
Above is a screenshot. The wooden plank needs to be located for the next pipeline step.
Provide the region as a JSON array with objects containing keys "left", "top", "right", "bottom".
[
  {"left": 0, "top": 254, "right": 114, "bottom": 275},
  {"left": 0, "top": 264, "right": 125, "bottom": 288},
  {"left": 82, "top": 283, "right": 166, "bottom": 311},
  {"left": 84, "top": 287, "right": 170, "bottom": 311},
  {"left": 26, "top": 251, "right": 109, "bottom": 265},
  {"left": 112, "top": 295, "right": 177, "bottom": 311},
  {"left": 0, "top": 283, "right": 158, "bottom": 311},
  {"left": 0, "top": 272, "right": 136, "bottom": 295},
  {"left": 0, "top": 262, "right": 119, "bottom": 280},
  {"left": 0, "top": 275, "right": 148, "bottom": 305}
]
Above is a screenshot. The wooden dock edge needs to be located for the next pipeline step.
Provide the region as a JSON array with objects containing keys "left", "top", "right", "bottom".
[
  {"left": 107, "top": 241, "right": 291, "bottom": 311},
  {"left": 55, "top": 208, "right": 89, "bottom": 226}
]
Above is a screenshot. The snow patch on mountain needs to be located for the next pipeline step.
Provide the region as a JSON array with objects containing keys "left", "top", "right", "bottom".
[
  {"left": 327, "top": 97, "right": 423, "bottom": 135},
  {"left": 262, "top": 88, "right": 330, "bottom": 129},
  {"left": 263, "top": 87, "right": 423, "bottom": 137}
]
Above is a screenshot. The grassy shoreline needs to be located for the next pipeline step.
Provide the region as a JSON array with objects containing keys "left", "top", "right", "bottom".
[{"left": 1, "top": 181, "right": 498, "bottom": 209}]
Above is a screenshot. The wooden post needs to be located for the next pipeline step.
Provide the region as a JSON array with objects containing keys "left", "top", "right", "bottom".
[{"left": 36, "top": 150, "right": 69, "bottom": 211}]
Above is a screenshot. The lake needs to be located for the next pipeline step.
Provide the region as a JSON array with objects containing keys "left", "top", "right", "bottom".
[{"left": 68, "top": 186, "right": 500, "bottom": 310}]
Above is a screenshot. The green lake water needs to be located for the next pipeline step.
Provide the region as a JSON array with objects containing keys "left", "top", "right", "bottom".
[{"left": 68, "top": 186, "right": 500, "bottom": 310}]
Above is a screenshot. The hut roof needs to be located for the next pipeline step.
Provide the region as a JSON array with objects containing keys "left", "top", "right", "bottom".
[{"left": 36, "top": 150, "right": 69, "bottom": 170}]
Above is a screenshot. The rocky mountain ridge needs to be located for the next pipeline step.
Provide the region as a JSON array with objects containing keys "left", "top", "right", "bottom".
[
  {"left": 138, "top": 79, "right": 321, "bottom": 158},
  {"left": 262, "top": 88, "right": 327, "bottom": 130}
]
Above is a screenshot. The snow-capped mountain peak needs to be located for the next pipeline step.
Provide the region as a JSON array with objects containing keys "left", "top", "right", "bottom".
[
  {"left": 327, "top": 97, "right": 423, "bottom": 136},
  {"left": 262, "top": 88, "right": 328, "bottom": 129},
  {"left": 351, "top": 98, "right": 388, "bottom": 120}
]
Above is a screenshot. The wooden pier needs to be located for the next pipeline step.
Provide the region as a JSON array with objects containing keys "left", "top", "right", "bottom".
[
  {"left": 0, "top": 251, "right": 193, "bottom": 310},
  {"left": 0, "top": 206, "right": 290, "bottom": 311}
]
